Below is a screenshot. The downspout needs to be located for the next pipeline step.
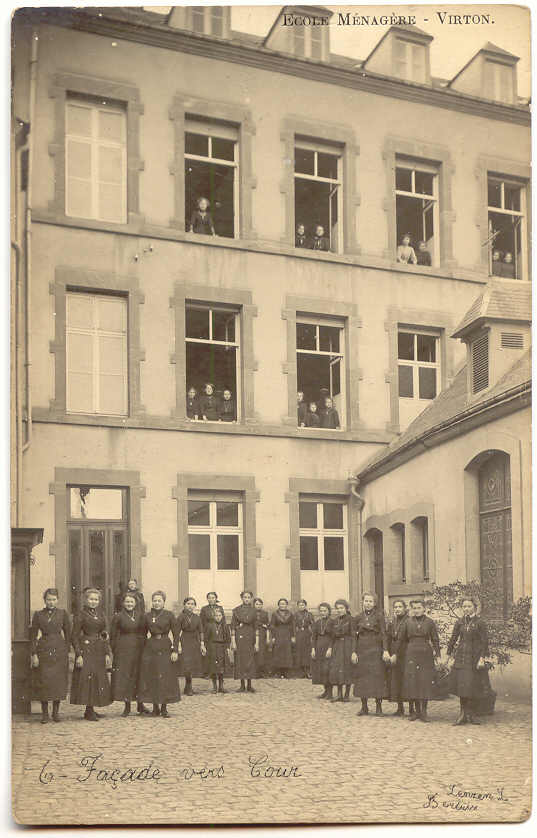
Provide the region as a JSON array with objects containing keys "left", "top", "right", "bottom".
[
  {"left": 22, "top": 27, "right": 39, "bottom": 453},
  {"left": 12, "top": 240, "right": 22, "bottom": 525},
  {"left": 349, "top": 476, "right": 365, "bottom": 608}
]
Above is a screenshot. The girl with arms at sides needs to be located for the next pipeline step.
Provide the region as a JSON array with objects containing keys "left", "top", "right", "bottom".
[
  {"left": 110, "top": 592, "right": 149, "bottom": 717},
  {"left": 231, "top": 590, "right": 259, "bottom": 693},
  {"left": 253, "top": 597, "right": 270, "bottom": 678},
  {"left": 137, "top": 590, "right": 180, "bottom": 717},
  {"left": 387, "top": 599, "right": 414, "bottom": 717},
  {"left": 294, "top": 599, "right": 314, "bottom": 678},
  {"left": 396, "top": 599, "right": 441, "bottom": 722},
  {"left": 205, "top": 609, "right": 231, "bottom": 693},
  {"left": 270, "top": 598, "right": 296, "bottom": 679},
  {"left": 326, "top": 599, "right": 353, "bottom": 703},
  {"left": 311, "top": 602, "right": 333, "bottom": 699},
  {"left": 70, "top": 588, "right": 111, "bottom": 721},
  {"left": 447, "top": 598, "right": 491, "bottom": 726},
  {"left": 177, "top": 596, "right": 206, "bottom": 695},
  {"left": 352, "top": 592, "right": 391, "bottom": 716},
  {"left": 30, "top": 588, "right": 71, "bottom": 724}
]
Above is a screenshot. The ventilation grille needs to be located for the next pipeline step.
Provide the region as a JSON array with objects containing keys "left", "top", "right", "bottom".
[
  {"left": 501, "top": 332, "right": 524, "bottom": 349},
  {"left": 472, "top": 333, "right": 489, "bottom": 394}
]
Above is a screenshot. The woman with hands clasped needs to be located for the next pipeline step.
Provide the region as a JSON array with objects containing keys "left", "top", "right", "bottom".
[
  {"left": 137, "top": 590, "right": 181, "bottom": 717},
  {"left": 70, "top": 587, "right": 112, "bottom": 721},
  {"left": 395, "top": 599, "right": 441, "bottom": 723},
  {"left": 352, "top": 592, "right": 391, "bottom": 717},
  {"left": 30, "top": 588, "right": 71, "bottom": 724},
  {"left": 110, "top": 591, "right": 149, "bottom": 717},
  {"left": 326, "top": 599, "right": 353, "bottom": 703},
  {"left": 231, "top": 590, "right": 259, "bottom": 693}
]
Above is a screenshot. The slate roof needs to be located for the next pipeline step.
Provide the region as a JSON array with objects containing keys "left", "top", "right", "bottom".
[
  {"left": 357, "top": 350, "right": 531, "bottom": 480},
  {"left": 482, "top": 42, "right": 520, "bottom": 60},
  {"left": 452, "top": 280, "right": 531, "bottom": 338}
]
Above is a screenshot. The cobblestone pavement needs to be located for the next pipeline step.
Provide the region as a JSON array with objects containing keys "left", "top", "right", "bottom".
[{"left": 12, "top": 678, "right": 531, "bottom": 825}]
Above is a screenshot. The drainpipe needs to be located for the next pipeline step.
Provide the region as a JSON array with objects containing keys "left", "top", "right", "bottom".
[
  {"left": 12, "top": 240, "right": 22, "bottom": 525},
  {"left": 349, "top": 475, "right": 365, "bottom": 609}
]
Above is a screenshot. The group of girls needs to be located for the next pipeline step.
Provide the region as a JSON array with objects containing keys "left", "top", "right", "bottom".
[{"left": 30, "top": 583, "right": 490, "bottom": 726}]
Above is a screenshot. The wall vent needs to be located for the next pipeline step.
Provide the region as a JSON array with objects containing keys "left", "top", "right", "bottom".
[
  {"left": 501, "top": 332, "right": 524, "bottom": 349},
  {"left": 472, "top": 333, "right": 489, "bottom": 394}
]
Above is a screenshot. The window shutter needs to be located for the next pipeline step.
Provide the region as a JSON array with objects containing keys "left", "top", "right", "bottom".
[
  {"left": 472, "top": 333, "right": 489, "bottom": 393},
  {"left": 501, "top": 332, "right": 524, "bottom": 349}
]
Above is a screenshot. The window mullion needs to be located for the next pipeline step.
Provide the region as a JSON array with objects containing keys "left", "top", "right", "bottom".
[{"left": 92, "top": 302, "right": 99, "bottom": 414}]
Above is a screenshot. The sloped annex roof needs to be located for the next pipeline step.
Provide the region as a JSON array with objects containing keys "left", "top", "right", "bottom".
[
  {"left": 357, "top": 349, "right": 531, "bottom": 483},
  {"left": 452, "top": 280, "right": 531, "bottom": 338}
]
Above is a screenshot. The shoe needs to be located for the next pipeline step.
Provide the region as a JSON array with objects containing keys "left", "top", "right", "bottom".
[
  {"left": 375, "top": 707, "right": 383, "bottom": 716},
  {"left": 419, "top": 713, "right": 429, "bottom": 723},
  {"left": 121, "top": 707, "right": 130, "bottom": 718},
  {"left": 343, "top": 696, "right": 350, "bottom": 703},
  {"left": 160, "top": 709, "right": 170, "bottom": 718},
  {"left": 218, "top": 687, "right": 226, "bottom": 694},
  {"left": 357, "top": 708, "right": 369, "bottom": 716},
  {"left": 40, "top": 716, "right": 49, "bottom": 724},
  {"left": 52, "top": 714, "right": 60, "bottom": 723},
  {"left": 317, "top": 691, "right": 329, "bottom": 700},
  {"left": 247, "top": 686, "right": 256, "bottom": 693},
  {"left": 393, "top": 708, "right": 404, "bottom": 717},
  {"left": 453, "top": 712, "right": 467, "bottom": 726},
  {"left": 137, "top": 705, "right": 151, "bottom": 716},
  {"left": 238, "top": 685, "right": 246, "bottom": 693},
  {"left": 184, "top": 688, "right": 194, "bottom": 696},
  {"left": 468, "top": 715, "right": 481, "bottom": 725},
  {"left": 408, "top": 713, "right": 418, "bottom": 721},
  {"left": 94, "top": 712, "right": 104, "bottom": 718},
  {"left": 151, "top": 708, "right": 160, "bottom": 717},
  {"left": 85, "top": 710, "right": 99, "bottom": 721},
  {"left": 212, "top": 686, "right": 218, "bottom": 694}
]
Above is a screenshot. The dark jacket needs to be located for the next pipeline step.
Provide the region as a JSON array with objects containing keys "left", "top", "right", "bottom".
[
  {"left": 305, "top": 411, "right": 320, "bottom": 428},
  {"left": 186, "top": 394, "right": 201, "bottom": 419},
  {"left": 297, "top": 401, "right": 308, "bottom": 426},
  {"left": 416, "top": 249, "right": 432, "bottom": 266},
  {"left": 311, "top": 234, "right": 329, "bottom": 251},
  {"left": 200, "top": 393, "right": 220, "bottom": 421},
  {"left": 295, "top": 232, "right": 307, "bottom": 248},
  {"left": 219, "top": 398, "right": 236, "bottom": 422},
  {"left": 447, "top": 616, "right": 489, "bottom": 670},
  {"left": 190, "top": 210, "right": 215, "bottom": 235},
  {"left": 320, "top": 407, "right": 340, "bottom": 429}
]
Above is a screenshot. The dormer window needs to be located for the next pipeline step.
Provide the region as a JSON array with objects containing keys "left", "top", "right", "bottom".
[
  {"left": 471, "top": 332, "right": 489, "bottom": 394},
  {"left": 294, "top": 25, "right": 324, "bottom": 60},
  {"left": 484, "top": 60, "right": 514, "bottom": 103},
  {"left": 190, "top": 6, "right": 228, "bottom": 38},
  {"left": 394, "top": 38, "right": 427, "bottom": 83}
]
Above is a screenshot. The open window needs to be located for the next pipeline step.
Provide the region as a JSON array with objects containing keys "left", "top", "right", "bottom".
[
  {"left": 296, "top": 317, "right": 345, "bottom": 429},
  {"left": 395, "top": 159, "right": 439, "bottom": 266},
  {"left": 185, "top": 303, "right": 240, "bottom": 422},
  {"left": 294, "top": 140, "right": 342, "bottom": 253},
  {"left": 185, "top": 118, "right": 238, "bottom": 239},
  {"left": 488, "top": 176, "right": 525, "bottom": 280}
]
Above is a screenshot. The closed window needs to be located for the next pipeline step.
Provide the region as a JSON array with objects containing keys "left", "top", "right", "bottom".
[
  {"left": 395, "top": 160, "right": 439, "bottom": 266},
  {"left": 65, "top": 97, "right": 127, "bottom": 223},
  {"left": 294, "top": 141, "right": 342, "bottom": 253},
  {"left": 488, "top": 176, "right": 525, "bottom": 280},
  {"left": 296, "top": 318, "right": 344, "bottom": 429},
  {"left": 185, "top": 119, "right": 238, "bottom": 238},
  {"left": 191, "top": 6, "right": 226, "bottom": 37},
  {"left": 187, "top": 494, "right": 244, "bottom": 605},
  {"left": 413, "top": 516, "right": 429, "bottom": 582},
  {"left": 66, "top": 292, "right": 128, "bottom": 415},
  {"left": 299, "top": 499, "right": 348, "bottom": 602},
  {"left": 392, "top": 523, "right": 406, "bottom": 583},
  {"left": 394, "top": 39, "right": 427, "bottom": 83},
  {"left": 484, "top": 61, "right": 514, "bottom": 104},
  {"left": 294, "top": 25, "right": 324, "bottom": 60},
  {"left": 398, "top": 329, "right": 439, "bottom": 402}
]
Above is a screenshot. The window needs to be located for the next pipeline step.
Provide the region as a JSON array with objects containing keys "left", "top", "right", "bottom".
[
  {"left": 184, "top": 119, "right": 238, "bottom": 239},
  {"left": 299, "top": 499, "right": 347, "bottom": 602},
  {"left": 488, "top": 176, "right": 525, "bottom": 280},
  {"left": 392, "top": 523, "right": 406, "bottom": 583},
  {"left": 471, "top": 332, "right": 489, "bottom": 394},
  {"left": 296, "top": 318, "right": 344, "bottom": 429},
  {"left": 294, "top": 25, "right": 324, "bottom": 60},
  {"left": 187, "top": 494, "right": 243, "bottom": 604},
  {"left": 395, "top": 160, "right": 439, "bottom": 265},
  {"left": 66, "top": 292, "right": 128, "bottom": 415},
  {"left": 185, "top": 304, "right": 240, "bottom": 421},
  {"left": 294, "top": 141, "right": 342, "bottom": 253},
  {"left": 191, "top": 6, "right": 226, "bottom": 37},
  {"left": 413, "top": 517, "right": 429, "bottom": 582},
  {"left": 394, "top": 39, "right": 427, "bottom": 83},
  {"left": 398, "top": 329, "right": 439, "bottom": 401},
  {"left": 65, "top": 96, "right": 126, "bottom": 223},
  {"left": 484, "top": 61, "right": 514, "bottom": 104}
]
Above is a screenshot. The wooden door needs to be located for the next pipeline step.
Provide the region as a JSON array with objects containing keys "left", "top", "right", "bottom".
[{"left": 479, "top": 453, "right": 512, "bottom": 618}]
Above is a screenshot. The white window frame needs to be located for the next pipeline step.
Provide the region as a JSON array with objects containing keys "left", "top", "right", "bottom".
[
  {"left": 395, "top": 159, "right": 439, "bottom": 266},
  {"left": 397, "top": 328, "right": 440, "bottom": 404},
  {"left": 394, "top": 39, "right": 427, "bottom": 83},
  {"left": 65, "top": 97, "right": 127, "bottom": 223},
  {"left": 299, "top": 499, "right": 348, "bottom": 598},
  {"left": 296, "top": 315, "right": 345, "bottom": 430},
  {"left": 185, "top": 304, "right": 242, "bottom": 421},
  {"left": 294, "top": 139, "right": 343, "bottom": 253},
  {"left": 185, "top": 120, "right": 239, "bottom": 239},
  {"left": 187, "top": 496, "right": 243, "bottom": 574},
  {"left": 487, "top": 176, "right": 526, "bottom": 280},
  {"left": 294, "top": 25, "right": 324, "bottom": 60},
  {"left": 484, "top": 61, "right": 514, "bottom": 104},
  {"left": 191, "top": 6, "right": 225, "bottom": 37},
  {"left": 66, "top": 292, "right": 128, "bottom": 416}
]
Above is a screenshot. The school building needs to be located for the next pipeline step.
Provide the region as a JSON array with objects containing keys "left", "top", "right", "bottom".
[{"left": 11, "top": 5, "right": 531, "bottom": 637}]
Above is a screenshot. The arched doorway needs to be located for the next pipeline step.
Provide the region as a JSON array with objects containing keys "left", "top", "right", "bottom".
[
  {"left": 365, "top": 529, "right": 384, "bottom": 609},
  {"left": 478, "top": 452, "right": 512, "bottom": 618}
]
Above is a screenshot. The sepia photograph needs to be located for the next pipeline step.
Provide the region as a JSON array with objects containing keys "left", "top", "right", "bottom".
[{"left": 9, "top": 1, "right": 532, "bottom": 827}]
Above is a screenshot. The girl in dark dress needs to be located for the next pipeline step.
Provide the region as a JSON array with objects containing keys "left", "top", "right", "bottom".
[
  {"left": 311, "top": 602, "right": 333, "bottom": 699},
  {"left": 30, "top": 588, "right": 70, "bottom": 723},
  {"left": 189, "top": 196, "right": 216, "bottom": 236},
  {"left": 138, "top": 591, "right": 180, "bottom": 717},
  {"left": 294, "top": 599, "right": 314, "bottom": 678},
  {"left": 114, "top": 578, "right": 145, "bottom": 616},
  {"left": 253, "top": 597, "right": 270, "bottom": 677},
  {"left": 270, "top": 598, "right": 296, "bottom": 678},
  {"left": 110, "top": 592, "right": 148, "bottom": 717},
  {"left": 205, "top": 610, "right": 231, "bottom": 693},
  {"left": 231, "top": 590, "right": 259, "bottom": 693},
  {"left": 186, "top": 386, "right": 200, "bottom": 420},
  {"left": 177, "top": 597, "right": 206, "bottom": 695},
  {"left": 327, "top": 599, "right": 353, "bottom": 702},
  {"left": 387, "top": 600, "right": 414, "bottom": 717},
  {"left": 396, "top": 599, "right": 440, "bottom": 722},
  {"left": 200, "top": 591, "right": 226, "bottom": 633},
  {"left": 352, "top": 592, "right": 390, "bottom": 716},
  {"left": 70, "top": 588, "right": 112, "bottom": 721},
  {"left": 200, "top": 382, "right": 220, "bottom": 421},
  {"left": 447, "top": 598, "right": 491, "bottom": 726}
]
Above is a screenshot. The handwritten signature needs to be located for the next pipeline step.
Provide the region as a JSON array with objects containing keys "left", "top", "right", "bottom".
[{"left": 423, "top": 784, "right": 510, "bottom": 812}]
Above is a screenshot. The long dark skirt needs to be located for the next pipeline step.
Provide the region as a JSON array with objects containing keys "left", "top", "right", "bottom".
[
  {"left": 255, "top": 634, "right": 268, "bottom": 675},
  {"left": 388, "top": 653, "right": 406, "bottom": 701},
  {"left": 234, "top": 625, "right": 256, "bottom": 679},
  {"left": 328, "top": 636, "right": 353, "bottom": 685},
  {"left": 207, "top": 643, "right": 228, "bottom": 676},
  {"left": 311, "top": 635, "right": 331, "bottom": 685},
  {"left": 449, "top": 665, "right": 492, "bottom": 699},
  {"left": 401, "top": 638, "right": 436, "bottom": 700},
  {"left": 271, "top": 624, "right": 294, "bottom": 670},
  {"left": 294, "top": 626, "right": 312, "bottom": 668},
  {"left": 111, "top": 635, "right": 143, "bottom": 701},
  {"left": 138, "top": 637, "right": 181, "bottom": 704},
  {"left": 32, "top": 635, "right": 69, "bottom": 701},
  {"left": 353, "top": 634, "right": 387, "bottom": 698},
  {"left": 178, "top": 633, "right": 203, "bottom": 677},
  {"left": 70, "top": 638, "right": 111, "bottom": 707}
]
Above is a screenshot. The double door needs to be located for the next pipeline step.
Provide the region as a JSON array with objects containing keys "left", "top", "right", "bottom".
[{"left": 68, "top": 524, "right": 129, "bottom": 620}]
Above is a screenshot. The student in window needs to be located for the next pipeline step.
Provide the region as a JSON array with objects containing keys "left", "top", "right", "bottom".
[
  {"left": 186, "top": 386, "right": 201, "bottom": 420},
  {"left": 189, "top": 196, "right": 216, "bottom": 236},
  {"left": 270, "top": 598, "right": 296, "bottom": 678},
  {"left": 297, "top": 391, "right": 308, "bottom": 427},
  {"left": 352, "top": 592, "right": 390, "bottom": 717},
  {"left": 318, "top": 387, "right": 329, "bottom": 420},
  {"left": 219, "top": 388, "right": 236, "bottom": 422},
  {"left": 320, "top": 396, "right": 340, "bottom": 429},
  {"left": 500, "top": 251, "right": 516, "bottom": 278},
  {"left": 177, "top": 596, "right": 206, "bottom": 696},
  {"left": 200, "top": 382, "right": 220, "bottom": 421},
  {"left": 416, "top": 241, "right": 432, "bottom": 266},
  {"left": 295, "top": 223, "right": 307, "bottom": 248},
  {"left": 310, "top": 224, "right": 329, "bottom": 252},
  {"left": 305, "top": 401, "right": 320, "bottom": 427},
  {"left": 396, "top": 233, "right": 417, "bottom": 264},
  {"left": 491, "top": 249, "right": 503, "bottom": 275},
  {"left": 31, "top": 588, "right": 70, "bottom": 724},
  {"left": 294, "top": 599, "right": 314, "bottom": 678},
  {"left": 311, "top": 602, "right": 333, "bottom": 699}
]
